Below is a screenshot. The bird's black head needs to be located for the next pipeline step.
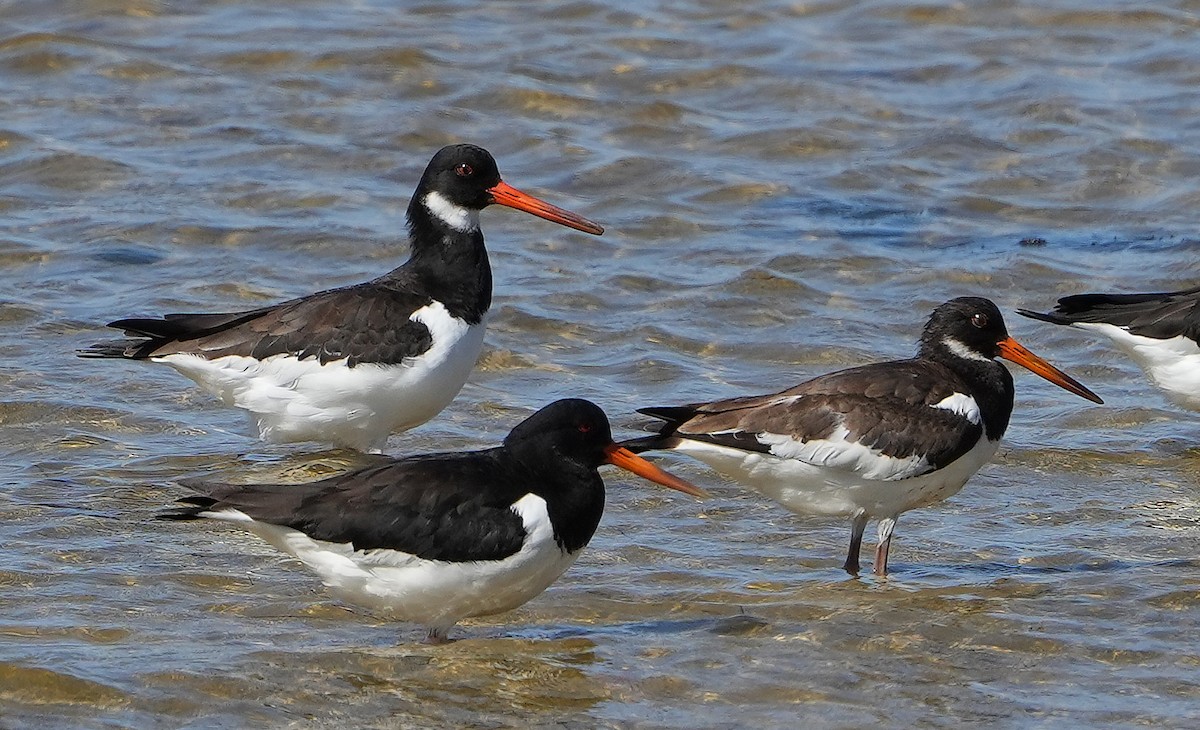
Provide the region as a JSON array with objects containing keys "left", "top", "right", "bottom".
[
  {"left": 504, "top": 398, "right": 617, "bottom": 469},
  {"left": 411, "top": 144, "right": 604, "bottom": 235},
  {"left": 504, "top": 399, "right": 704, "bottom": 495},
  {"left": 919, "top": 296, "right": 1010, "bottom": 361},
  {"left": 919, "top": 296, "right": 1103, "bottom": 404},
  {"left": 417, "top": 144, "right": 504, "bottom": 212}
]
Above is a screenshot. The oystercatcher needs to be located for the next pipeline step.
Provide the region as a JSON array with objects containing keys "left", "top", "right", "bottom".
[
  {"left": 81, "top": 144, "right": 604, "bottom": 452},
  {"left": 1018, "top": 286, "right": 1200, "bottom": 410},
  {"left": 162, "top": 399, "right": 704, "bottom": 644},
  {"left": 626, "top": 297, "right": 1102, "bottom": 576}
]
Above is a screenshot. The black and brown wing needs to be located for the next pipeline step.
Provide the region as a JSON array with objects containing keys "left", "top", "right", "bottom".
[
  {"left": 81, "top": 279, "right": 437, "bottom": 367},
  {"left": 637, "top": 359, "right": 986, "bottom": 476}
]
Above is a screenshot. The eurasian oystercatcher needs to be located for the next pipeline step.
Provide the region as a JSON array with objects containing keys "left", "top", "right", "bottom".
[
  {"left": 1018, "top": 286, "right": 1200, "bottom": 410},
  {"left": 161, "top": 398, "right": 704, "bottom": 644},
  {"left": 625, "top": 297, "right": 1102, "bottom": 576},
  {"left": 81, "top": 144, "right": 604, "bottom": 452}
]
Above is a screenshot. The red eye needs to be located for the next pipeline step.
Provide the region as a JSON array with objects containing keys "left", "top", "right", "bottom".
[
  {"left": 455, "top": 163, "right": 473, "bottom": 177},
  {"left": 971, "top": 313, "right": 988, "bottom": 328},
  {"left": 578, "top": 423, "right": 591, "bottom": 433}
]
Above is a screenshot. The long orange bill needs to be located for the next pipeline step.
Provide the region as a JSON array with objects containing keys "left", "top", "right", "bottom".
[
  {"left": 487, "top": 180, "right": 604, "bottom": 235},
  {"left": 603, "top": 443, "right": 707, "bottom": 498},
  {"left": 997, "top": 337, "right": 1104, "bottom": 404}
]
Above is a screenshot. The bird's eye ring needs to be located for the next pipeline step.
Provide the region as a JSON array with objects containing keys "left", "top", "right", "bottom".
[
  {"left": 455, "top": 163, "right": 473, "bottom": 177},
  {"left": 578, "top": 423, "right": 591, "bottom": 433},
  {"left": 971, "top": 312, "right": 988, "bottom": 328}
]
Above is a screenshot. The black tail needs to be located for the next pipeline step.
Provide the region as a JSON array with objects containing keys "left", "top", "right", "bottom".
[
  {"left": 157, "top": 477, "right": 229, "bottom": 520},
  {"left": 619, "top": 434, "right": 672, "bottom": 454},
  {"left": 1015, "top": 308, "right": 1069, "bottom": 326},
  {"left": 77, "top": 339, "right": 156, "bottom": 359},
  {"left": 157, "top": 495, "right": 219, "bottom": 521},
  {"left": 637, "top": 406, "right": 697, "bottom": 425},
  {"left": 620, "top": 405, "right": 696, "bottom": 453},
  {"left": 78, "top": 310, "right": 264, "bottom": 360},
  {"left": 77, "top": 316, "right": 182, "bottom": 360}
]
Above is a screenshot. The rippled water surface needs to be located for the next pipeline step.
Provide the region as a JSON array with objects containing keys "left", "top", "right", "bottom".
[{"left": 4, "top": 0, "right": 1200, "bottom": 727}]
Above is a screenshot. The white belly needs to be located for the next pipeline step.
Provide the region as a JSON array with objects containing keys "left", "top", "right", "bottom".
[
  {"left": 211, "top": 494, "right": 579, "bottom": 635},
  {"left": 672, "top": 436, "right": 999, "bottom": 519},
  {"left": 159, "top": 305, "right": 487, "bottom": 451},
  {"left": 1074, "top": 323, "right": 1200, "bottom": 410}
]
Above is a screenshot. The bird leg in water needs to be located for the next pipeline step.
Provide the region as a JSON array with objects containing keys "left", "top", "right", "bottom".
[
  {"left": 844, "top": 511, "right": 869, "bottom": 575},
  {"left": 874, "top": 516, "right": 897, "bottom": 576}
]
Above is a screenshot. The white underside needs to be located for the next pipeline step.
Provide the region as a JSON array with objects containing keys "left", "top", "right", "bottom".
[
  {"left": 1072, "top": 322, "right": 1200, "bottom": 410},
  {"left": 205, "top": 494, "right": 578, "bottom": 635},
  {"left": 158, "top": 303, "right": 487, "bottom": 451},
  {"left": 672, "top": 434, "right": 998, "bottom": 519}
]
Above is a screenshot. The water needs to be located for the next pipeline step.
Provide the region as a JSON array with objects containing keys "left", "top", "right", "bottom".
[{"left": 3, "top": 0, "right": 1200, "bottom": 727}]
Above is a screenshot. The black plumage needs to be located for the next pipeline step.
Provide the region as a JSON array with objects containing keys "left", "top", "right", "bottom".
[
  {"left": 165, "top": 398, "right": 700, "bottom": 562},
  {"left": 165, "top": 400, "right": 618, "bottom": 559},
  {"left": 167, "top": 455, "right": 531, "bottom": 562},
  {"left": 162, "top": 399, "right": 701, "bottom": 644}
]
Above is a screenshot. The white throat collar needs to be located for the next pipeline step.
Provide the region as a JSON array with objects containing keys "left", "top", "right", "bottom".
[
  {"left": 424, "top": 191, "right": 480, "bottom": 232},
  {"left": 943, "top": 337, "right": 993, "bottom": 363}
]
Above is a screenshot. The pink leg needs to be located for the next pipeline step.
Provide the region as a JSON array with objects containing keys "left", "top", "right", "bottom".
[{"left": 873, "top": 516, "right": 897, "bottom": 576}]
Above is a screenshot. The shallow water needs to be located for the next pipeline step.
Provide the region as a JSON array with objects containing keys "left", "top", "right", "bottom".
[{"left": 3, "top": 0, "right": 1200, "bottom": 727}]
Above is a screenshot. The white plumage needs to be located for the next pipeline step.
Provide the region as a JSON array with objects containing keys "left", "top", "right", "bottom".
[
  {"left": 201, "top": 493, "right": 579, "bottom": 637},
  {"left": 159, "top": 302, "right": 486, "bottom": 451},
  {"left": 669, "top": 412, "right": 997, "bottom": 520},
  {"left": 1070, "top": 322, "right": 1200, "bottom": 410}
]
